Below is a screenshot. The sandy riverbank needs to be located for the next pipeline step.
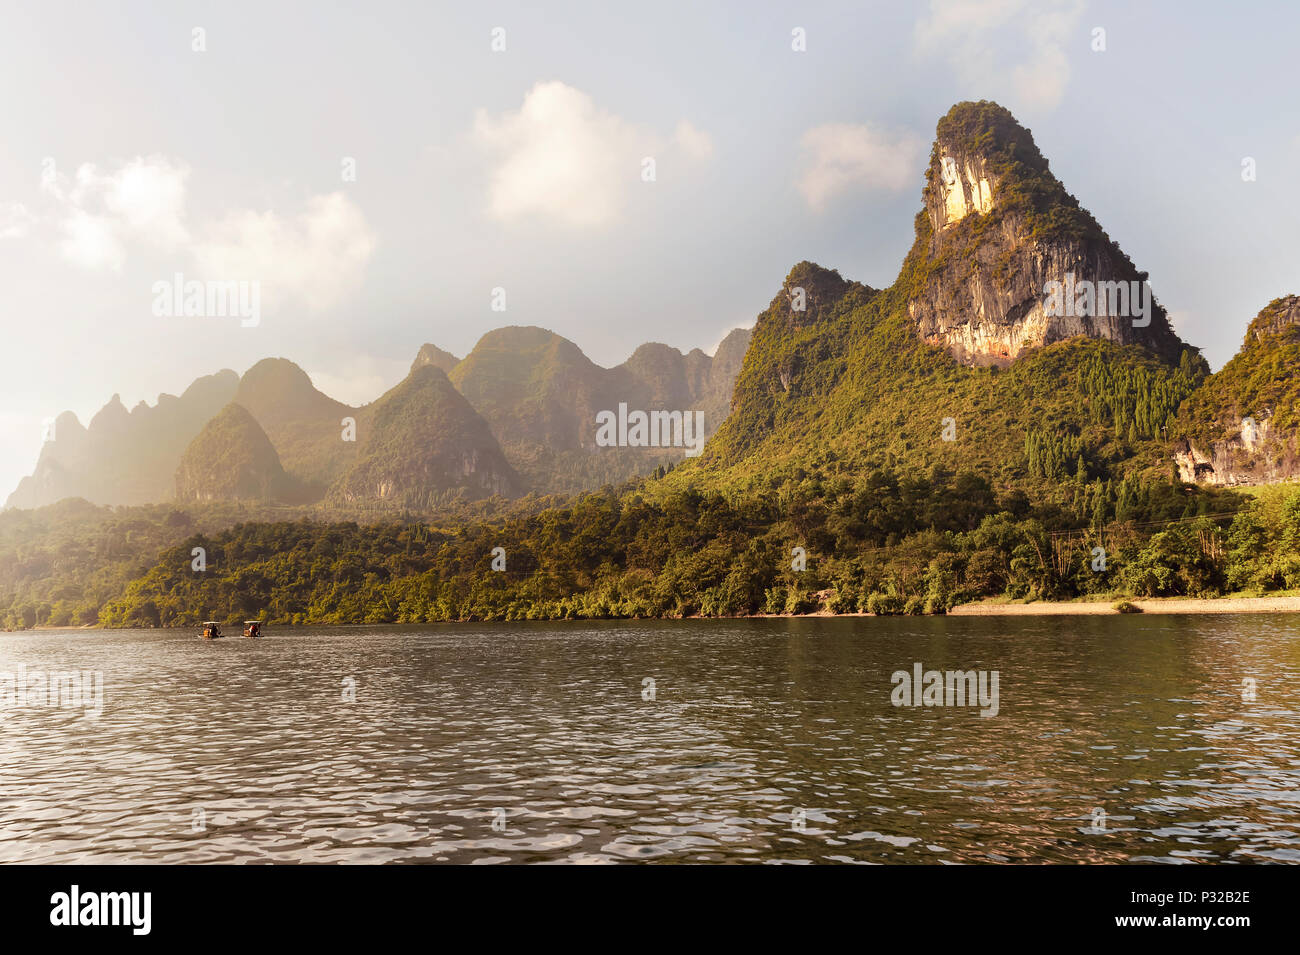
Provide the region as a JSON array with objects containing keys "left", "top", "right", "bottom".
[
  {"left": 9, "top": 596, "right": 1300, "bottom": 632},
  {"left": 949, "top": 595, "right": 1300, "bottom": 615}
]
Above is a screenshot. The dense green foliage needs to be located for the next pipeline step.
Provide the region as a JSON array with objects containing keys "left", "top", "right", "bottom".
[
  {"left": 0, "top": 495, "right": 537, "bottom": 630},
  {"left": 0, "top": 499, "right": 280, "bottom": 629},
  {"left": 328, "top": 365, "right": 521, "bottom": 508},
  {"left": 690, "top": 265, "right": 1203, "bottom": 503},
  {"left": 87, "top": 465, "right": 1254, "bottom": 628},
  {"left": 1176, "top": 296, "right": 1300, "bottom": 448}
]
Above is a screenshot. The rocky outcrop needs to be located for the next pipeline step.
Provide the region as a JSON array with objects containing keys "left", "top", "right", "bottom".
[
  {"left": 1173, "top": 295, "right": 1300, "bottom": 485},
  {"left": 907, "top": 101, "right": 1189, "bottom": 368},
  {"left": 410, "top": 344, "right": 461, "bottom": 375},
  {"left": 1246, "top": 295, "right": 1300, "bottom": 344},
  {"left": 1173, "top": 417, "right": 1298, "bottom": 485}
]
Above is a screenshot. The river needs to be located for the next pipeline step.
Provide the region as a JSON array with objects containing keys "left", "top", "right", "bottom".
[{"left": 2, "top": 616, "right": 1297, "bottom": 864}]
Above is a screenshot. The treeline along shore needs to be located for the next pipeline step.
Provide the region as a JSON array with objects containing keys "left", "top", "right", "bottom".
[{"left": 4, "top": 466, "right": 1300, "bottom": 630}]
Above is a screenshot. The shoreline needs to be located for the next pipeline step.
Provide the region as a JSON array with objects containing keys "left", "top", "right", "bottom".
[
  {"left": 9, "top": 593, "right": 1300, "bottom": 632},
  {"left": 947, "top": 595, "right": 1300, "bottom": 615}
]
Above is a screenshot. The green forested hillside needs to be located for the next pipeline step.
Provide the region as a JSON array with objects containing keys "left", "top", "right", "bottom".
[
  {"left": 677, "top": 265, "right": 1206, "bottom": 503},
  {"left": 174, "top": 403, "right": 293, "bottom": 503},
  {"left": 328, "top": 364, "right": 521, "bottom": 508},
  {"left": 8, "top": 100, "right": 1298, "bottom": 630},
  {"left": 1176, "top": 296, "right": 1300, "bottom": 448}
]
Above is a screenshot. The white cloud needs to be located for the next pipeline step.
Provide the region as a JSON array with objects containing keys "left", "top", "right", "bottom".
[
  {"left": 59, "top": 209, "right": 125, "bottom": 271},
  {"left": 96, "top": 157, "right": 190, "bottom": 246},
  {"left": 26, "top": 156, "right": 376, "bottom": 311},
  {"left": 194, "top": 193, "right": 377, "bottom": 312},
  {"left": 914, "top": 0, "right": 1085, "bottom": 112},
  {"left": 42, "top": 156, "right": 191, "bottom": 261},
  {"left": 797, "top": 123, "right": 924, "bottom": 210},
  {"left": 673, "top": 121, "right": 715, "bottom": 162},
  {"left": 0, "top": 201, "right": 35, "bottom": 240},
  {"left": 472, "top": 81, "right": 713, "bottom": 228}
]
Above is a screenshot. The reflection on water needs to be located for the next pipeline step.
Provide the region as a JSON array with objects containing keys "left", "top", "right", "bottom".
[{"left": 2, "top": 616, "right": 1298, "bottom": 864}]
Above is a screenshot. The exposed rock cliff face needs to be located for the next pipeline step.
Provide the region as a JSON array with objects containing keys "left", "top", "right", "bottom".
[
  {"left": 1173, "top": 295, "right": 1300, "bottom": 485},
  {"left": 907, "top": 102, "right": 1189, "bottom": 368},
  {"left": 1245, "top": 295, "right": 1300, "bottom": 343},
  {"left": 1172, "top": 416, "right": 1297, "bottom": 486}
]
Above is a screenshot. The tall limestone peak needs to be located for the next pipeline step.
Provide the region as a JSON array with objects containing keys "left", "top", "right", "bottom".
[
  {"left": 621, "top": 342, "right": 694, "bottom": 409},
  {"left": 710, "top": 326, "right": 752, "bottom": 373},
  {"left": 703, "top": 263, "right": 876, "bottom": 464},
  {"left": 88, "top": 394, "right": 131, "bottom": 434},
  {"left": 328, "top": 364, "right": 520, "bottom": 508},
  {"left": 922, "top": 100, "right": 1046, "bottom": 235},
  {"left": 175, "top": 403, "right": 291, "bottom": 502},
  {"left": 237, "top": 358, "right": 337, "bottom": 418},
  {"left": 234, "top": 357, "right": 357, "bottom": 494},
  {"left": 696, "top": 102, "right": 1221, "bottom": 489},
  {"left": 448, "top": 326, "right": 613, "bottom": 487},
  {"left": 907, "top": 100, "right": 1190, "bottom": 367}
]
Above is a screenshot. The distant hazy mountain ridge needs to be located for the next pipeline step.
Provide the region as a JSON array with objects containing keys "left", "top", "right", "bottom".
[
  {"left": 7, "top": 325, "right": 752, "bottom": 509},
  {"left": 6, "top": 370, "right": 239, "bottom": 508},
  {"left": 448, "top": 325, "right": 751, "bottom": 493},
  {"left": 231, "top": 358, "right": 361, "bottom": 495}
]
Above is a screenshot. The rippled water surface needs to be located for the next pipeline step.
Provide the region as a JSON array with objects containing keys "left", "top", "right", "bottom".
[{"left": 2, "top": 616, "right": 1299, "bottom": 864}]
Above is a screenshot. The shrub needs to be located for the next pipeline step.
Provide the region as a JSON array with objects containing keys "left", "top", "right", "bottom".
[{"left": 865, "top": 591, "right": 903, "bottom": 615}]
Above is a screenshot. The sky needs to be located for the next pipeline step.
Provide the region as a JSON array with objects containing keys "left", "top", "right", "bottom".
[{"left": 2, "top": 0, "right": 1298, "bottom": 500}]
